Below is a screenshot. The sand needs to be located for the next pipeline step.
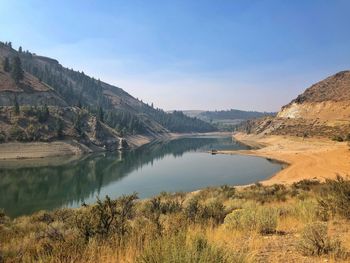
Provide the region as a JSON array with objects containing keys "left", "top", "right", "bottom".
[
  {"left": 218, "top": 133, "right": 350, "bottom": 185},
  {"left": 0, "top": 140, "right": 88, "bottom": 160}
]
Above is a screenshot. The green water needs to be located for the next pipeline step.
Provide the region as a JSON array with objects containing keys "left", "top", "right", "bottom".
[{"left": 0, "top": 136, "right": 283, "bottom": 217}]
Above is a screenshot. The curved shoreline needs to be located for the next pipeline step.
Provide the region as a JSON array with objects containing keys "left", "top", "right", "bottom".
[
  {"left": 218, "top": 133, "right": 350, "bottom": 185},
  {"left": 0, "top": 132, "right": 232, "bottom": 162}
]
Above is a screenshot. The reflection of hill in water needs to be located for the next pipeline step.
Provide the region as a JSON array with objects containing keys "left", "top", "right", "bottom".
[{"left": 0, "top": 137, "right": 245, "bottom": 217}]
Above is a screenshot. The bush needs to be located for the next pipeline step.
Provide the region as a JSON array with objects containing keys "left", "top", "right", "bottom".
[
  {"left": 9, "top": 125, "right": 27, "bottom": 141},
  {"left": 317, "top": 176, "right": 350, "bottom": 220},
  {"left": 292, "top": 179, "right": 320, "bottom": 191},
  {"left": 26, "top": 124, "right": 41, "bottom": 141},
  {"left": 297, "top": 222, "right": 344, "bottom": 257},
  {"left": 224, "top": 204, "right": 278, "bottom": 234},
  {"left": 137, "top": 232, "right": 240, "bottom": 263},
  {"left": 243, "top": 184, "right": 289, "bottom": 203},
  {"left": 184, "top": 197, "right": 201, "bottom": 223},
  {"left": 331, "top": 135, "right": 344, "bottom": 142},
  {"left": 200, "top": 199, "right": 227, "bottom": 225},
  {"left": 75, "top": 194, "right": 138, "bottom": 242},
  {"left": 257, "top": 207, "right": 278, "bottom": 234},
  {"left": 0, "top": 209, "right": 10, "bottom": 225},
  {"left": 0, "top": 131, "right": 6, "bottom": 143}
]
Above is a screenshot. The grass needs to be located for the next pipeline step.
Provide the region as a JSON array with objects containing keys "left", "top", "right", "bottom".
[{"left": 1, "top": 178, "right": 350, "bottom": 262}]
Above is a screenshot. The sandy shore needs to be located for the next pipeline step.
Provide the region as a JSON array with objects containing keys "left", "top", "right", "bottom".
[
  {"left": 218, "top": 133, "right": 350, "bottom": 185},
  {"left": 0, "top": 140, "right": 90, "bottom": 160}
]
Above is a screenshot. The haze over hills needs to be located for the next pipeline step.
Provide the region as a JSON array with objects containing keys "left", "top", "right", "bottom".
[
  {"left": 0, "top": 41, "right": 216, "bottom": 151},
  {"left": 238, "top": 70, "right": 350, "bottom": 139},
  {"left": 183, "top": 109, "right": 275, "bottom": 123}
]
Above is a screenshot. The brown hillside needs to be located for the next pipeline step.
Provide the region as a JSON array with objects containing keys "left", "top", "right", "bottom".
[
  {"left": 239, "top": 70, "right": 350, "bottom": 139},
  {"left": 291, "top": 70, "right": 350, "bottom": 104}
]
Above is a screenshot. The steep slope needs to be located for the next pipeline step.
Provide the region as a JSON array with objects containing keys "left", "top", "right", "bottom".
[
  {"left": 238, "top": 71, "right": 350, "bottom": 138},
  {"left": 278, "top": 71, "right": 350, "bottom": 121},
  {"left": 0, "top": 41, "right": 216, "bottom": 150}
]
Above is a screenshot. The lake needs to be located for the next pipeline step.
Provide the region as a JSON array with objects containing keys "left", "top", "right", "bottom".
[{"left": 0, "top": 136, "right": 283, "bottom": 217}]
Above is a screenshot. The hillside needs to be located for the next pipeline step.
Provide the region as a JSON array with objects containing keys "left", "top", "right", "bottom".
[
  {"left": 238, "top": 71, "right": 350, "bottom": 139},
  {"left": 0, "top": 41, "right": 216, "bottom": 151},
  {"left": 183, "top": 109, "right": 275, "bottom": 131}
]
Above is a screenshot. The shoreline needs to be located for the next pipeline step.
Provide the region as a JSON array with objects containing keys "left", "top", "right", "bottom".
[
  {"left": 0, "top": 131, "right": 232, "bottom": 161},
  {"left": 219, "top": 133, "right": 350, "bottom": 185}
]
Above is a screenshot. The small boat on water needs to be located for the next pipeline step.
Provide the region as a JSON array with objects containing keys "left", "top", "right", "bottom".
[{"left": 211, "top": 149, "right": 218, "bottom": 155}]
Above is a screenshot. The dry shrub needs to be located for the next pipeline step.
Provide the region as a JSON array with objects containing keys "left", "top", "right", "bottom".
[
  {"left": 136, "top": 232, "right": 244, "bottom": 263},
  {"left": 318, "top": 176, "right": 350, "bottom": 220},
  {"left": 297, "top": 222, "right": 347, "bottom": 258},
  {"left": 224, "top": 203, "right": 278, "bottom": 234}
]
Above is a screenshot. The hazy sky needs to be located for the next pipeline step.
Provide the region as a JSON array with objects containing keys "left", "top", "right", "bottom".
[{"left": 1, "top": 0, "right": 350, "bottom": 111}]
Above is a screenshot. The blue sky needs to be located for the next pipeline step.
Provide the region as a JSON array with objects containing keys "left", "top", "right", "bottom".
[{"left": 1, "top": 0, "right": 350, "bottom": 111}]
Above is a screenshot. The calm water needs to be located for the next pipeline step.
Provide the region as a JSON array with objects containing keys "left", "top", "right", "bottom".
[{"left": 0, "top": 136, "right": 283, "bottom": 217}]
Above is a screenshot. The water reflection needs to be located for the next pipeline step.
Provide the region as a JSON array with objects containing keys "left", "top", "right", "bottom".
[{"left": 0, "top": 136, "right": 280, "bottom": 217}]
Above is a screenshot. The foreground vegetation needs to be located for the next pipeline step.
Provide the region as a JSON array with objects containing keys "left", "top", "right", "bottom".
[{"left": 1, "top": 177, "right": 350, "bottom": 262}]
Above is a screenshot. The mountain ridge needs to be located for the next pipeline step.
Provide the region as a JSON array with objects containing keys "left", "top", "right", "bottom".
[{"left": 0, "top": 41, "right": 216, "bottom": 151}]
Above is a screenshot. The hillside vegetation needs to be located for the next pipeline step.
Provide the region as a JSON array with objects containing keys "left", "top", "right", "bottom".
[
  {"left": 0, "top": 41, "right": 216, "bottom": 150},
  {"left": 1, "top": 177, "right": 349, "bottom": 262}
]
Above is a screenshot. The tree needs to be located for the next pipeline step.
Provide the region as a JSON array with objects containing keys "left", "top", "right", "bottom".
[
  {"left": 97, "top": 106, "right": 104, "bottom": 122},
  {"left": 14, "top": 96, "right": 20, "bottom": 115},
  {"left": 74, "top": 113, "right": 83, "bottom": 135},
  {"left": 3, "top": 57, "right": 10, "bottom": 72},
  {"left": 55, "top": 118, "right": 64, "bottom": 138},
  {"left": 18, "top": 46, "right": 22, "bottom": 53},
  {"left": 11, "top": 56, "right": 24, "bottom": 83},
  {"left": 38, "top": 105, "right": 49, "bottom": 123}
]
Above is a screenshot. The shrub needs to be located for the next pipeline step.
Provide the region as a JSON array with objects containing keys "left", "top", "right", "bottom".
[
  {"left": 75, "top": 194, "right": 138, "bottom": 242},
  {"left": 184, "top": 197, "right": 201, "bottom": 223},
  {"left": 200, "top": 199, "right": 227, "bottom": 225},
  {"left": 297, "top": 222, "right": 345, "bottom": 257},
  {"left": 137, "top": 232, "right": 240, "bottom": 263},
  {"left": 331, "top": 135, "right": 344, "bottom": 142},
  {"left": 345, "top": 133, "right": 350, "bottom": 141},
  {"left": 257, "top": 207, "right": 278, "bottom": 234},
  {"left": 9, "top": 124, "right": 27, "bottom": 141},
  {"left": 0, "top": 131, "right": 6, "bottom": 143},
  {"left": 292, "top": 179, "right": 320, "bottom": 191},
  {"left": 318, "top": 176, "right": 350, "bottom": 220},
  {"left": 224, "top": 204, "right": 278, "bottom": 234},
  {"left": 243, "top": 184, "right": 288, "bottom": 203},
  {"left": 26, "top": 124, "right": 41, "bottom": 141},
  {"left": 219, "top": 185, "right": 236, "bottom": 198},
  {"left": 0, "top": 209, "right": 10, "bottom": 225}
]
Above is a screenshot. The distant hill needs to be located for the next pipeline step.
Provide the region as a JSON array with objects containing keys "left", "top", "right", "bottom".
[
  {"left": 0, "top": 41, "right": 216, "bottom": 150},
  {"left": 238, "top": 71, "right": 350, "bottom": 139},
  {"left": 183, "top": 109, "right": 275, "bottom": 129}
]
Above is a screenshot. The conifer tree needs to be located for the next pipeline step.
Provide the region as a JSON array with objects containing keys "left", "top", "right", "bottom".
[
  {"left": 3, "top": 57, "right": 10, "bottom": 72},
  {"left": 14, "top": 96, "right": 20, "bottom": 115},
  {"left": 11, "top": 56, "right": 24, "bottom": 83}
]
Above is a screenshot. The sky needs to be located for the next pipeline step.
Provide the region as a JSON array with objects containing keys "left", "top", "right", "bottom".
[{"left": 1, "top": 0, "right": 350, "bottom": 112}]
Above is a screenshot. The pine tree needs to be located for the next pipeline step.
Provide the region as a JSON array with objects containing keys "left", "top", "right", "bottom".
[
  {"left": 97, "top": 106, "right": 104, "bottom": 122},
  {"left": 14, "top": 96, "right": 20, "bottom": 115},
  {"left": 55, "top": 118, "right": 64, "bottom": 138},
  {"left": 11, "top": 56, "right": 24, "bottom": 83},
  {"left": 18, "top": 46, "right": 22, "bottom": 53},
  {"left": 3, "top": 57, "right": 10, "bottom": 72}
]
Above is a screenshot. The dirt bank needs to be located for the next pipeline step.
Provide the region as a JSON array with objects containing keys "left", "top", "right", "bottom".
[
  {"left": 218, "top": 133, "right": 350, "bottom": 185},
  {"left": 0, "top": 140, "right": 90, "bottom": 160}
]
